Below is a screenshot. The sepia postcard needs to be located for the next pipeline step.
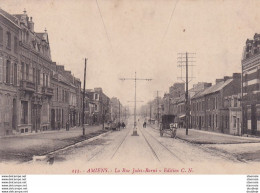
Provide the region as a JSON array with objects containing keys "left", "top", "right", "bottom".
[{"left": 0, "top": 0, "right": 260, "bottom": 175}]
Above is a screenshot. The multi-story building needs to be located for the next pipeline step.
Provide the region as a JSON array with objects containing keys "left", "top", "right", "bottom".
[
  {"left": 0, "top": 8, "right": 81, "bottom": 136},
  {"left": 166, "top": 82, "right": 211, "bottom": 128},
  {"left": 224, "top": 94, "right": 242, "bottom": 135},
  {"left": 241, "top": 33, "right": 260, "bottom": 136},
  {"left": 50, "top": 64, "right": 81, "bottom": 130},
  {"left": 191, "top": 73, "right": 241, "bottom": 133},
  {"left": 84, "top": 88, "right": 110, "bottom": 125},
  {"left": 13, "top": 10, "right": 54, "bottom": 133},
  {"left": 0, "top": 8, "right": 20, "bottom": 135},
  {"left": 110, "top": 97, "right": 121, "bottom": 123}
]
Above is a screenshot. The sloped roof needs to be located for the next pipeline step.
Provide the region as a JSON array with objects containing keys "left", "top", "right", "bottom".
[
  {"left": 36, "top": 33, "right": 44, "bottom": 39},
  {"left": 192, "top": 79, "right": 233, "bottom": 99},
  {"left": 0, "top": 8, "right": 20, "bottom": 27},
  {"left": 13, "top": 14, "right": 23, "bottom": 20}
]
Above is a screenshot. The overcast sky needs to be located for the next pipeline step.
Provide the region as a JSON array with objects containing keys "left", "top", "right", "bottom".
[{"left": 2, "top": 0, "right": 260, "bottom": 107}]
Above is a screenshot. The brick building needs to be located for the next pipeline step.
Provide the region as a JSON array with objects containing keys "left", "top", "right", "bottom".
[
  {"left": 50, "top": 64, "right": 81, "bottom": 130},
  {"left": 224, "top": 94, "right": 242, "bottom": 135},
  {"left": 84, "top": 88, "right": 110, "bottom": 125},
  {"left": 0, "top": 8, "right": 81, "bottom": 136},
  {"left": 0, "top": 8, "right": 20, "bottom": 135},
  {"left": 191, "top": 73, "right": 241, "bottom": 133},
  {"left": 241, "top": 33, "right": 260, "bottom": 136}
]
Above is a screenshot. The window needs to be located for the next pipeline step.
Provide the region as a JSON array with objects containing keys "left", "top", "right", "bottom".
[
  {"left": 14, "top": 36, "right": 18, "bottom": 53},
  {"left": 216, "top": 115, "right": 218, "bottom": 128},
  {"left": 21, "top": 101, "right": 28, "bottom": 124},
  {"left": 234, "top": 98, "right": 238, "bottom": 107},
  {"left": 7, "top": 32, "right": 11, "bottom": 49},
  {"left": 94, "top": 93, "right": 99, "bottom": 100},
  {"left": 56, "top": 87, "right": 58, "bottom": 101},
  {"left": 37, "top": 70, "right": 40, "bottom": 85},
  {"left": 26, "top": 64, "right": 29, "bottom": 80},
  {"left": 43, "top": 73, "right": 45, "bottom": 86},
  {"left": 14, "top": 63, "right": 17, "bottom": 85},
  {"left": 33, "top": 68, "right": 36, "bottom": 83},
  {"left": 6, "top": 60, "right": 10, "bottom": 83},
  {"left": 46, "top": 75, "right": 48, "bottom": 87},
  {"left": 21, "top": 62, "right": 25, "bottom": 80},
  {"left": 0, "top": 26, "right": 3, "bottom": 45},
  {"left": 247, "top": 106, "right": 251, "bottom": 120},
  {"left": 233, "top": 116, "right": 236, "bottom": 128},
  {"left": 0, "top": 57, "right": 3, "bottom": 83}
]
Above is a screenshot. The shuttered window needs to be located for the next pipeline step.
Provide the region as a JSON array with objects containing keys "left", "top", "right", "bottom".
[
  {"left": 0, "top": 57, "right": 3, "bottom": 83},
  {"left": 0, "top": 26, "right": 3, "bottom": 45}
]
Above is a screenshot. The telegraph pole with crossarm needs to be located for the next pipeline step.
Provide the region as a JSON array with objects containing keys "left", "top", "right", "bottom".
[
  {"left": 120, "top": 72, "right": 152, "bottom": 136},
  {"left": 177, "top": 52, "right": 196, "bottom": 135}
]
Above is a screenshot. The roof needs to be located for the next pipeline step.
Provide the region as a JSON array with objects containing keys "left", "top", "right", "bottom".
[
  {"left": 0, "top": 8, "right": 20, "bottom": 28},
  {"left": 36, "top": 33, "right": 44, "bottom": 39},
  {"left": 192, "top": 79, "right": 233, "bottom": 99},
  {"left": 13, "top": 14, "right": 23, "bottom": 20}
]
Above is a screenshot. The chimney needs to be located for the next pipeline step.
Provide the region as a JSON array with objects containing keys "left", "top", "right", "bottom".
[
  {"left": 232, "top": 73, "right": 241, "bottom": 79},
  {"left": 215, "top": 79, "right": 223, "bottom": 84},
  {"left": 224, "top": 76, "right": 231, "bottom": 81},
  {"left": 28, "top": 17, "right": 34, "bottom": 32}
]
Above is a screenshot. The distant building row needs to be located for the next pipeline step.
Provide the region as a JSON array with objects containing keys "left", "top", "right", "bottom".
[{"left": 148, "top": 33, "right": 260, "bottom": 136}]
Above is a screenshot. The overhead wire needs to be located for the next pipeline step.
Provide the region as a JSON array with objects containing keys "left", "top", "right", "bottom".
[
  {"left": 160, "top": 0, "right": 180, "bottom": 45},
  {"left": 96, "top": 0, "right": 114, "bottom": 53}
]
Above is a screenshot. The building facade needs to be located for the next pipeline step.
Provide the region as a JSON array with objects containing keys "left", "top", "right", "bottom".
[
  {"left": 224, "top": 94, "right": 242, "bottom": 135},
  {"left": 84, "top": 88, "right": 110, "bottom": 125},
  {"left": 50, "top": 64, "right": 81, "bottom": 130},
  {"left": 0, "top": 8, "right": 20, "bottom": 135},
  {"left": 0, "top": 8, "right": 81, "bottom": 136},
  {"left": 15, "top": 11, "right": 54, "bottom": 133},
  {"left": 191, "top": 73, "right": 241, "bottom": 134},
  {"left": 242, "top": 33, "right": 260, "bottom": 136}
]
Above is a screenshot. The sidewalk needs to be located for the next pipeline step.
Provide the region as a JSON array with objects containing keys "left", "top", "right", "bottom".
[
  {"left": 176, "top": 128, "right": 260, "bottom": 144},
  {"left": 0, "top": 125, "right": 106, "bottom": 163}
]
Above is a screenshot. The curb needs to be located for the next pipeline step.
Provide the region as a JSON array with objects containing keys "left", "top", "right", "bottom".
[{"left": 30, "top": 130, "right": 112, "bottom": 163}]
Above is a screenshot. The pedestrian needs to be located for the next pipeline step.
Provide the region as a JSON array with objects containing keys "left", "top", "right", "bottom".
[
  {"left": 144, "top": 121, "right": 146, "bottom": 128},
  {"left": 117, "top": 122, "right": 121, "bottom": 131},
  {"left": 66, "top": 121, "right": 69, "bottom": 131},
  {"left": 170, "top": 123, "right": 178, "bottom": 138},
  {"left": 122, "top": 122, "right": 125, "bottom": 129}
]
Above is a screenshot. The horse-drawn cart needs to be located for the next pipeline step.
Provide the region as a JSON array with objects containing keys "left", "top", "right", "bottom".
[{"left": 159, "top": 115, "right": 177, "bottom": 138}]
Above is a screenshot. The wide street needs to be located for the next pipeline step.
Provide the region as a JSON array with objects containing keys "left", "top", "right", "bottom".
[
  {"left": 1, "top": 116, "right": 260, "bottom": 174},
  {"left": 10, "top": 117, "right": 254, "bottom": 174}
]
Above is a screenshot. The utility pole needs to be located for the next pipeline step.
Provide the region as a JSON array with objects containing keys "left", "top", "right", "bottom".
[
  {"left": 157, "top": 91, "right": 160, "bottom": 127},
  {"left": 82, "top": 58, "right": 87, "bottom": 136},
  {"left": 177, "top": 52, "right": 195, "bottom": 135},
  {"left": 119, "top": 100, "right": 120, "bottom": 123},
  {"left": 120, "top": 72, "right": 152, "bottom": 136},
  {"left": 125, "top": 107, "right": 127, "bottom": 121},
  {"left": 150, "top": 102, "right": 152, "bottom": 124}
]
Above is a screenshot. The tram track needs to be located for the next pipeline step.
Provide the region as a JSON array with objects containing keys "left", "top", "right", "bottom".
[
  {"left": 139, "top": 127, "right": 161, "bottom": 162},
  {"left": 139, "top": 126, "right": 185, "bottom": 164},
  {"left": 111, "top": 128, "right": 132, "bottom": 159},
  {"left": 87, "top": 128, "right": 131, "bottom": 161},
  {"left": 147, "top": 124, "right": 241, "bottom": 163}
]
